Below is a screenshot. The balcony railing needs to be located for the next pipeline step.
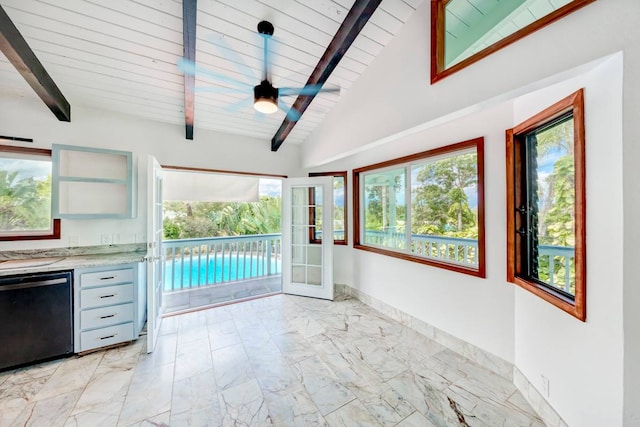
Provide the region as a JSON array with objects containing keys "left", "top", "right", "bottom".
[
  {"left": 162, "top": 232, "right": 574, "bottom": 294},
  {"left": 163, "top": 234, "right": 281, "bottom": 291}
]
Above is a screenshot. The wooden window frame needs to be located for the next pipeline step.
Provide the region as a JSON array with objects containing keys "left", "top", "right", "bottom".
[
  {"left": 0, "top": 145, "right": 61, "bottom": 241},
  {"left": 431, "top": 0, "right": 596, "bottom": 84},
  {"left": 506, "top": 89, "right": 586, "bottom": 321},
  {"left": 353, "top": 138, "right": 485, "bottom": 278},
  {"left": 308, "top": 171, "right": 348, "bottom": 245}
]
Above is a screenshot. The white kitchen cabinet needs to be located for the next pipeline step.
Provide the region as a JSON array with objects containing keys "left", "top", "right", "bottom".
[
  {"left": 52, "top": 144, "right": 136, "bottom": 219},
  {"left": 74, "top": 263, "right": 144, "bottom": 353}
]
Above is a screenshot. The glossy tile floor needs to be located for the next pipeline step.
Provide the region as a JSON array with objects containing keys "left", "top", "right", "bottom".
[{"left": 0, "top": 294, "right": 544, "bottom": 426}]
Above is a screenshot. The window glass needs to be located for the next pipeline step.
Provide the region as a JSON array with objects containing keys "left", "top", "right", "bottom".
[
  {"left": 309, "top": 172, "right": 347, "bottom": 245},
  {"left": 411, "top": 150, "right": 479, "bottom": 265},
  {"left": 523, "top": 114, "right": 575, "bottom": 296},
  {"left": 363, "top": 167, "right": 407, "bottom": 250},
  {"left": 354, "top": 139, "right": 485, "bottom": 277},
  {"left": 0, "top": 149, "right": 55, "bottom": 237}
]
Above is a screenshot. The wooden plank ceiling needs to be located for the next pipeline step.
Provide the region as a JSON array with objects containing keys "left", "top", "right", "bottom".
[{"left": 0, "top": 0, "right": 420, "bottom": 146}]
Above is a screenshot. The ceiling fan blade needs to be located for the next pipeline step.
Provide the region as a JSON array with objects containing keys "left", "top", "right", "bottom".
[
  {"left": 177, "top": 58, "right": 251, "bottom": 89},
  {"left": 278, "top": 102, "right": 301, "bottom": 121},
  {"left": 223, "top": 97, "right": 254, "bottom": 113},
  {"left": 279, "top": 84, "right": 341, "bottom": 96},
  {"left": 205, "top": 34, "right": 258, "bottom": 82},
  {"left": 194, "top": 86, "right": 248, "bottom": 94}
]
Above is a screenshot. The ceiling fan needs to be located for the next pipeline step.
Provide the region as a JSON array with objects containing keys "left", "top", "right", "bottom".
[{"left": 178, "top": 21, "right": 340, "bottom": 122}]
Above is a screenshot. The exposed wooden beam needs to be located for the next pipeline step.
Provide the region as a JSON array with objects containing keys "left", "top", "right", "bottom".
[
  {"left": 182, "top": 0, "right": 197, "bottom": 140},
  {"left": 271, "top": 0, "right": 382, "bottom": 152},
  {"left": 0, "top": 5, "right": 70, "bottom": 121}
]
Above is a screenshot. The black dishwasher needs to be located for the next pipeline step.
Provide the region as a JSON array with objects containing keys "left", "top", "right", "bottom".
[{"left": 0, "top": 271, "right": 74, "bottom": 371}]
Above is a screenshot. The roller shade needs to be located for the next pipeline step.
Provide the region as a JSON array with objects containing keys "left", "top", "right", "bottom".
[{"left": 162, "top": 170, "right": 259, "bottom": 202}]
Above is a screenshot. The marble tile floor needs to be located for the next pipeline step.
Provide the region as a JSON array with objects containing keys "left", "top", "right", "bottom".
[{"left": 0, "top": 294, "right": 545, "bottom": 427}]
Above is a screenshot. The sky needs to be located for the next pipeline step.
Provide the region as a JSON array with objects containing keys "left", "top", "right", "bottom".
[{"left": 0, "top": 158, "right": 50, "bottom": 181}]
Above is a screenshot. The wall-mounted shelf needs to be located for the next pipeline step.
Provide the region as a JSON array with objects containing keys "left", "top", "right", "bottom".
[{"left": 52, "top": 144, "right": 136, "bottom": 219}]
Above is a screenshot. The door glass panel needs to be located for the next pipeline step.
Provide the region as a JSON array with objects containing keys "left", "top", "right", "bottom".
[{"left": 290, "top": 185, "right": 323, "bottom": 287}]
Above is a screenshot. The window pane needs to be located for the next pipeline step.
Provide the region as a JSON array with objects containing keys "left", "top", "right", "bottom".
[
  {"left": 526, "top": 116, "right": 576, "bottom": 297},
  {"left": 411, "top": 151, "right": 479, "bottom": 266},
  {"left": 363, "top": 168, "right": 406, "bottom": 250},
  {"left": 0, "top": 156, "right": 53, "bottom": 234},
  {"left": 333, "top": 176, "right": 345, "bottom": 242}
]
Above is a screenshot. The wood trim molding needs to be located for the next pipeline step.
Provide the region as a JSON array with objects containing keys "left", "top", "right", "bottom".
[
  {"left": 353, "top": 137, "right": 485, "bottom": 278},
  {"left": 0, "top": 219, "right": 61, "bottom": 241},
  {"left": 0, "top": 6, "right": 70, "bottom": 121},
  {"left": 0, "top": 144, "right": 49, "bottom": 156},
  {"left": 506, "top": 88, "right": 586, "bottom": 321},
  {"left": 182, "top": 0, "right": 197, "bottom": 140},
  {"left": 161, "top": 164, "right": 287, "bottom": 179},
  {"left": 271, "top": 0, "right": 382, "bottom": 151},
  {"left": 430, "top": 0, "right": 597, "bottom": 84}
]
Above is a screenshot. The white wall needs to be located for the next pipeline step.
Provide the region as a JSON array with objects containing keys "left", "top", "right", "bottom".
[
  {"left": 303, "top": 0, "right": 638, "bottom": 425},
  {"left": 0, "top": 97, "right": 301, "bottom": 251},
  {"left": 512, "top": 56, "right": 624, "bottom": 427}
]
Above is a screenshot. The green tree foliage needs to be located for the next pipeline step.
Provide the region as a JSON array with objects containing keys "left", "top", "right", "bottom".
[
  {"left": 0, "top": 170, "right": 51, "bottom": 231},
  {"left": 163, "top": 196, "right": 281, "bottom": 239},
  {"left": 411, "top": 153, "right": 478, "bottom": 238}
]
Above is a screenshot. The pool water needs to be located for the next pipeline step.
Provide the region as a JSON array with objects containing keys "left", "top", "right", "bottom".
[{"left": 164, "top": 256, "right": 281, "bottom": 290}]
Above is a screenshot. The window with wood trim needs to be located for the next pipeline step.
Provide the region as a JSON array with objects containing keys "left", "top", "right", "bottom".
[
  {"left": 0, "top": 145, "right": 60, "bottom": 241},
  {"left": 309, "top": 172, "right": 347, "bottom": 245},
  {"left": 354, "top": 138, "right": 485, "bottom": 277},
  {"left": 431, "top": 0, "right": 596, "bottom": 83},
  {"left": 506, "top": 89, "right": 586, "bottom": 321}
]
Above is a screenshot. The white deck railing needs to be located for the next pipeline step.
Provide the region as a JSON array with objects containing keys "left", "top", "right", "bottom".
[
  {"left": 163, "top": 234, "right": 281, "bottom": 291},
  {"left": 162, "top": 232, "right": 574, "bottom": 294}
]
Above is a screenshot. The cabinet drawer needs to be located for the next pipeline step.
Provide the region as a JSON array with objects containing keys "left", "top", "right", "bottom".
[
  {"left": 80, "top": 268, "right": 134, "bottom": 288},
  {"left": 81, "top": 283, "right": 134, "bottom": 309},
  {"left": 80, "top": 303, "right": 134, "bottom": 330},
  {"left": 79, "top": 323, "right": 134, "bottom": 352}
]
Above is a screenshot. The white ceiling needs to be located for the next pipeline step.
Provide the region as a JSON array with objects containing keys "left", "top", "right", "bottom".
[{"left": 0, "top": 0, "right": 421, "bottom": 145}]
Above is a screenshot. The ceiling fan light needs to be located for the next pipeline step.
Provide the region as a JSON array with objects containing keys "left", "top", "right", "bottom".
[{"left": 254, "top": 97, "right": 278, "bottom": 114}]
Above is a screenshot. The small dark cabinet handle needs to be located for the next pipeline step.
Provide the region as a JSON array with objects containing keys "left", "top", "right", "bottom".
[
  {"left": 99, "top": 294, "right": 116, "bottom": 299},
  {"left": 100, "top": 314, "right": 116, "bottom": 319},
  {"left": 99, "top": 334, "right": 116, "bottom": 340},
  {"left": 100, "top": 276, "right": 115, "bottom": 280}
]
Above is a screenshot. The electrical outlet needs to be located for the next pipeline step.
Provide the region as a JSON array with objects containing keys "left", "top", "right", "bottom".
[
  {"left": 541, "top": 374, "right": 550, "bottom": 398},
  {"left": 100, "top": 234, "right": 111, "bottom": 245},
  {"left": 68, "top": 235, "right": 79, "bottom": 247}
]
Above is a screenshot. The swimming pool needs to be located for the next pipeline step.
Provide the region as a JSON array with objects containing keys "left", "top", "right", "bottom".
[{"left": 164, "top": 255, "right": 281, "bottom": 291}]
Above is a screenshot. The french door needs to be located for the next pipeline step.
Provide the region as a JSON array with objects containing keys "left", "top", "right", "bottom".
[
  {"left": 146, "top": 156, "right": 163, "bottom": 353},
  {"left": 282, "top": 177, "right": 334, "bottom": 300}
]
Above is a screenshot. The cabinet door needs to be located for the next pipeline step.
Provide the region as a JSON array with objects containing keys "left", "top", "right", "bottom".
[{"left": 52, "top": 144, "right": 135, "bottom": 219}]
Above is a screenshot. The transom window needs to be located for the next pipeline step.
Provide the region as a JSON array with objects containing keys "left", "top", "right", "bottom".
[
  {"left": 0, "top": 145, "right": 60, "bottom": 241},
  {"left": 506, "top": 89, "right": 586, "bottom": 321},
  {"left": 354, "top": 138, "right": 485, "bottom": 277}
]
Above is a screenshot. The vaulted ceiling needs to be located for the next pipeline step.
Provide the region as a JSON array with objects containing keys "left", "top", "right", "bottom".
[{"left": 0, "top": 0, "right": 421, "bottom": 148}]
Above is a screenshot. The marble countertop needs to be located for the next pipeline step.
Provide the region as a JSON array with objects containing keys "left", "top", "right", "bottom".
[{"left": 0, "top": 251, "right": 147, "bottom": 277}]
